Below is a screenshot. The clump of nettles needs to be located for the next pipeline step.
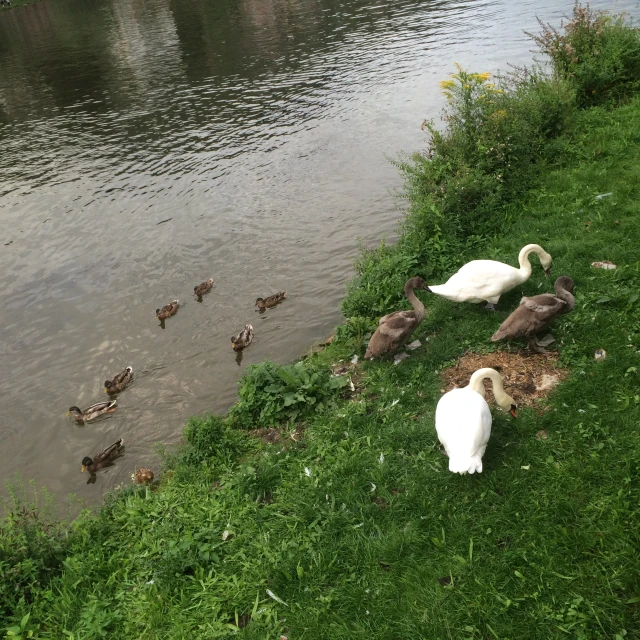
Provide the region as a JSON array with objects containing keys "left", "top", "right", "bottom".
[
  {"left": 529, "top": 1, "right": 640, "bottom": 106},
  {"left": 230, "top": 360, "right": 347, "bottom": 428}
]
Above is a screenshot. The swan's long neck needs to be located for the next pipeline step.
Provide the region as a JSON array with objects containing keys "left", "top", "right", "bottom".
[
  {"left": 517, "top": 243, "right": 549, "bottom": 278},
  {"left": 554, "top": 280, "right": 576, "bottom": 313},
  {"left": 468, "top": 368, "right": 512, "bottom": 409},
  {"left": 404, "top": 284, "right": 426, "bottom": 323},
  {"left": 516, "top": 244, "right": 539, "bottom": 278}
]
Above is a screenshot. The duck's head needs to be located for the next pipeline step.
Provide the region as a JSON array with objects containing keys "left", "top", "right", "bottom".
[
  {"left": 104, "top": 381, "right": 113, "bottom": 393},
  {"left": 81, "top": 456, "right": 93, "bottom": 472},
  {"left": 67, "top": 406, "right": 82, "bottom": 417},
  {"left": 255, "top": 297, "right": 265, "bottom": 308},
  {"left": 155, "top": 309, "right": 161, "bottom": 315}
]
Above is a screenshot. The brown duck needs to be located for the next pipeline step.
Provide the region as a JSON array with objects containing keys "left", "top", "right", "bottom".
[
  {"left": 491, "top": 276, "right": 575, "bottom": 353},
  {"left": 81, "top": 438, "right": 124, "bottom": 473},
  {"left": 231, "top": 324, "right": 253, "bottom": 351},
  {"left": 156, "top": 300, "right": 179, "bottom": 321},
  {"left": 67, "top": 400, "right": 117, "bottom": 422},
  {"left": 255, "top": 291, "right": 286, "bottom": 312},
  {"left": 364, "top": 277, "right": 429, "bottom": 359},
  {"left": 104, "top": 366, "right": 133, "bottom": 394},
  {"left": 194, "top": 278, "right": 214, "bottom": 297},
  {"left": 134, "top": 467, "right": 154, "bottom": 484}
]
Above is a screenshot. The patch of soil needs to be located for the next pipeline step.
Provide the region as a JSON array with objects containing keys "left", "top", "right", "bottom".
[
  {"left": 440, "top": 351, "right": 568, "bottom": 410},
  {"left": 248, "top": 427, "right": 281, "bottom": 444},
  {"left": 331, "top": 360, "right": 364, "bottom": 395}
]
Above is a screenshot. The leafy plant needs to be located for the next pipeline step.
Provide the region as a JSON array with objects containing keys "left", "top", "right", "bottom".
[
  {"left": 179, "top": 414, "right": 249, "bottom": 467},
  {"left": 230, "top": 361, "right": 348, "bottom": 428},
  {"left": 530, "top": 2, "right": 640, "bottom": 106},
  {"left": 0, "top": 483, "right": 68, "bottom": 625}
]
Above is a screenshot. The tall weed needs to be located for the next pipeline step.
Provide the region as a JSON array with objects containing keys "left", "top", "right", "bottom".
[
  {"left": 0, "top": 483, "right": 68, "bottom": 623},
  {"left": 530, "top": 2, "right": 640, "bottom": 107}
]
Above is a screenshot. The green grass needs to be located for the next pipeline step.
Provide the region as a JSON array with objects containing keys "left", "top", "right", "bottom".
[{"left": 3, "top": 6, "right": 640, "bottom": 639}]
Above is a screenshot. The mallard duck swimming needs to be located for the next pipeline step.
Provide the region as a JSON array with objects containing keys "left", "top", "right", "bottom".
[
  {"left": 134, "top": 467, "right": 154, "bottom": 484},
  {"left": 194, "top": 278, "right": 214, "bottom": 297},
  {"left": 255, "top": 291, "right": 286, "bottom": 311},
  {"left": 491, "top": 276, "right": 575, "bottom": 353},
  {"left": 67, "top": 400, "right": 117, "bottom": 423},
  {"left": 428, "top": 244, "right": 552, "bottom": 310},
  {"left": 436, "top": 368, "right": 516, "bottom": 475},
  {"left": 231, "top": 324, "right": 253, "bottom": 351},
  {"left": 156, "top": 300, "right": 179, "bottom": 321},
  {"left": 104, "top": 366, "right": 133, "bottom": 394},
  {"left": 81, "top": 438, "right": 124, "bottom": 473},
  {"left": 364, "top": 277, "right": 429, "bottom": 359}
]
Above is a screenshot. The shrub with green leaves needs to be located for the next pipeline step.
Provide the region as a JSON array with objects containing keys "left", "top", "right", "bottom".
[
  {"left": 0, "top": 486, "right": 68, "bottom": 623},
  {"left": 530, "top": 2, "right": 640, "bottom": 107},
  {"left": 230, "top": 360, "right": 348, "bottom": 428}
]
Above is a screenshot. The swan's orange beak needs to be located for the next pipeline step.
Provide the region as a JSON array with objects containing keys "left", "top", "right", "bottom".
[{"left": 510, "top": 406, "right": 518, "bottom": 418}]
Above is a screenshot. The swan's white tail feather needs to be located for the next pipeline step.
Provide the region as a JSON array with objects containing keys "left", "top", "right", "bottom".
[{"left": 449, "top": 455, "right": 483, "bottom": 475}]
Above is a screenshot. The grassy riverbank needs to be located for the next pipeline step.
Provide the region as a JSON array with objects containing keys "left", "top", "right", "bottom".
[{"left": 3, "top": 5, "right": 640, "bottom": 639}]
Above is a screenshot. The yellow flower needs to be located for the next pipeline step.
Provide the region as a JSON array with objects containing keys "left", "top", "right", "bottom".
[
  {"left": 478, "top": 71, "right": 492, "bottom": 80},
  {"left": 439, "top": 79, "right": 455, "bottom": 90}
]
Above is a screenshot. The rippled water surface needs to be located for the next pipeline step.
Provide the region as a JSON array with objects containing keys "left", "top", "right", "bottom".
[{"left": 0, "top": 0, "right": 636, "bottom": 503}]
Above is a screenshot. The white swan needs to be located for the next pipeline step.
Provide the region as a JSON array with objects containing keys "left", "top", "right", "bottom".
[
  {"left": 428, "top": 244, "right": 552, "bottom": 309},
  {"left": 435, "top": 368, "right": 517, "bottom": 474}
]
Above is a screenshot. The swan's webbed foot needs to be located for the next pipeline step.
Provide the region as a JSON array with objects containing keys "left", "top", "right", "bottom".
[
  {"left": 536, "top": 334, "right": 556, "bottom": 347},
  {"left": 528, "top": 334, "right": 555, "bottom": 354},
  {"left": 485, "top": 302, "right": 498, "bottom": 311}
]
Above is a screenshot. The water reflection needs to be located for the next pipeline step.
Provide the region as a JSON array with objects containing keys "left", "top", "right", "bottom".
[{"left": 0, "top": 0, "right": 637, "bottom": 506}]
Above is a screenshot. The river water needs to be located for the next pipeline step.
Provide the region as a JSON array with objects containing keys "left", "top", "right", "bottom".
[{"left": 0, "top": 0, "right": 635, "bottom": 504}]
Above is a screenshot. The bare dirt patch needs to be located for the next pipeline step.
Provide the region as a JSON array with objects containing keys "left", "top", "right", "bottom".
[
  {"left": 440, "top": 351, "right": 569, "bottom": 409},
  {"left": 247, "top": 427, "right": 282, "bottom": 444},
  {"left": 331, "top": 360, "right": 364, "bottom": 395}
]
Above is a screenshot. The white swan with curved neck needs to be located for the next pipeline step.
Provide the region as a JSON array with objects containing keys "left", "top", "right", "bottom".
[
  {"left": 435, "top": 368, "right": 517, "bottom": 474},
  {"left": 428, "top": 244, "right": 552, "bottom": 308}
]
